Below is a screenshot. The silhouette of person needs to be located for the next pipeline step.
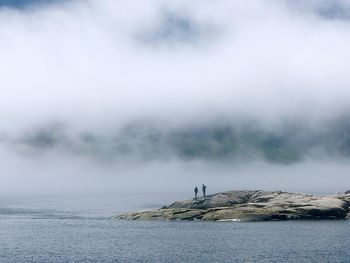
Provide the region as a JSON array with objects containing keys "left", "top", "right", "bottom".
[
  {"left": 194, "top": 186, "right": 198, "bottom": 199},
  {"left": 202, "top": 184, "right": 207, "bottom": 197}
]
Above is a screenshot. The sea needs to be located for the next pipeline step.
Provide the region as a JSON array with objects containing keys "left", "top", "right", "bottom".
[{"left": 0, "top": 193, "right": 349, "bottom": 263}]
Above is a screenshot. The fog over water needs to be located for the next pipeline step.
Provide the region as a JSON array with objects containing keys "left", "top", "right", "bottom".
[{"left": 1, "top": 0, "right": 350, "bottom": 193}]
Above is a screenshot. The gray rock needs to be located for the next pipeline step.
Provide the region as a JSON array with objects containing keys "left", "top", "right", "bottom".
[
  {"left": 345, "top": 190, "right": 350, "bottom": 194},
  {"left": 116, "top": 190, "right": 350, "bottom": 222}
]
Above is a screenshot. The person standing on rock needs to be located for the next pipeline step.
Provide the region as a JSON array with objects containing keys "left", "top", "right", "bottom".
[
  {"left": 202, "top": 184, "right": 207, "bottom": 197},
  {"left": 194, "top": 186, "right": 199, "bottom": 199}
]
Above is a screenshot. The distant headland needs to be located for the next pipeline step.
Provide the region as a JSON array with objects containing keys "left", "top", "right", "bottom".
[{"left": 117, "top": 190, "right": 350, "bottom": 222}]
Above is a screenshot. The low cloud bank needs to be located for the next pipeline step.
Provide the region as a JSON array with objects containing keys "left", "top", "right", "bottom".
[
  {"left": 2, "top": 114, "right": 350, "bottom": 164},
  {"left": 0, "top": 0, "right": 350, "bottom": 192}
]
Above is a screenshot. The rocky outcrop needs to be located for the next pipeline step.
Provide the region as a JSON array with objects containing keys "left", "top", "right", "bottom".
[
  {"left": 117, "top": 190, "right": 350, "bottom": 222},
  {"left": 334, "top": 193, "right": 350, "bottom": 219}
]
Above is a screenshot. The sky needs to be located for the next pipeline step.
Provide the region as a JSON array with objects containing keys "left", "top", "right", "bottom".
[{"left": 0, "top": 0, "right": 350, "bottom": 194}]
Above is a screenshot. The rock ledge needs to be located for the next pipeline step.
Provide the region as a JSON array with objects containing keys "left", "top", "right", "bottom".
[{"left": 117, "top": 190, "right": 350, "bottom": 222}]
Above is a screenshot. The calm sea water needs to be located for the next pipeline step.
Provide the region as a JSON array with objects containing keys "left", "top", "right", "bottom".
[{"left": 0, "top": 193, "right": 349, "bottom": 263}]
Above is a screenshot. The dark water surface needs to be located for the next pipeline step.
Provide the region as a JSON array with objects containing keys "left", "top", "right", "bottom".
[{"left": 0, "top": 193, "right": 349, "bottom": 262}]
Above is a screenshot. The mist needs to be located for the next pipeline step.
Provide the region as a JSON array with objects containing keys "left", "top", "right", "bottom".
[{"left": 1, "top": 0, "right": 350, "bottom": 193}]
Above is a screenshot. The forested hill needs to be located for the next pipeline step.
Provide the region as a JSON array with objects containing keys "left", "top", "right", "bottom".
[{"left": 6, "top": 115, "right": 350, "bottom": 164}]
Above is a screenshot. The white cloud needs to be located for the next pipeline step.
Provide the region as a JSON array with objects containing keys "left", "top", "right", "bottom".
[
  {"left": 0, "top": 0, "right": 349, "bottom": 130},
  {"left": 0, "top": 0, "right": 350, "bottom": 192}
]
